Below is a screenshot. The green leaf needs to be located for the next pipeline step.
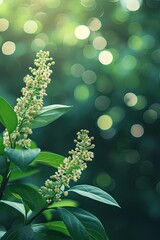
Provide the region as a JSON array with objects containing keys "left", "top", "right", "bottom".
[
  {"left": 49, "top": 199, "right": 78, "bottom": 209},
  {"left": 31, "top": 104, "right": 72, "bottom": 129},
  {"left": 6, "top": 184, "right": 47, "bottom": 212},
  {"left": 32, "top": 224, "right": 66, "bottom": 240},
  {"left": 34, "top": 151, "right": 64, "bottom": 168},
  {"left": 0, "top": 156, "right": 7, "bottom": 175},
  {"left": 0, "top": 226, "right": 6, "bottom": 238},
  {"left": 0, "top": 200, "right": 25, "bottom": 216},
  {"left": 57, "top": 208, "right": 89, "bottom": 240},
  {"left": 65, "top": 207, "right": 108, "bottom": 240},
  {"left": 4, "top": 148, "right": 41, "bottom": 171},
  {"left": 0, "top": 96, "right": 18, "bottom": 133},
  {"left": 68, "top": 184, "right": 120, "bottom": 208},
  {"left": 0, "top": 175, "right": 2, "bottom": 184},
  {"left": 2, "top": 224, "right": 35, "bottom": 240},
  {"left": 33, "top": 221, "right": 70, "bottom": 237},
  {"left": 0, "top": 135, "right": 5, "bottom": 156},
  {"left": 10, "top": 167, "right": 39, "bottom": 181}
]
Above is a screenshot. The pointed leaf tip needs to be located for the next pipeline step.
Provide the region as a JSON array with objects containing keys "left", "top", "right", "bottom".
[{"left": 68, "top": 184, "right": 120, "bottom": 208}]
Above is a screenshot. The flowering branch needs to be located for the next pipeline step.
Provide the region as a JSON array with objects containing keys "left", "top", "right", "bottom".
[
  {"left": 39, "top": 129, "right": 95, "bottom": 203},
  {"left": 3, "top": 50, "right": 55, "bottom": 149}
]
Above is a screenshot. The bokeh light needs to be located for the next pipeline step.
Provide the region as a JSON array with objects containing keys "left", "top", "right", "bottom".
[
  {"left": 143, "top": 109, "right": 157, "bottom": 124},
  {"left": 95, "top": 172, "right": 112, "bottom": 188},
  {"left": 0, "top": 18, "right": 9, "bottom": 32},
  {"left": 74, "top": 84, "right": 90, "bottom": 101},
  {"left": 97, "top": 115, "right": 113, "bottom": 130},
  {"left": 23, "top": 20, "right": 38, "bottom": 34},
  {"left": 80, "top": 0, "right": 96, "bottom": 9},
  {"left": 124, "top": 149, "right": 140, "bottom": 164},
  {"left": 88, "top": 17, "right": 102, "bottom": 31},
  {"left": 126, "top": 0, "right": 140, "bottom": 11},
  {"left": 124, "top": 92, "right": 138, "bottom": 107},
  {"left": 2, "top": 41, "right": 16, "bottom": 55},
  {"left": 120, "top": 0, "right": 141, "bottom": 11},
  {"left": 71, "top": 63, "right": 85, "bottom": 77},
  {"left": 99, "top": 50, "right": 113, "bottom": 65},
  {"left": 74, "top": 25, "right": 90, "bottom": 40},
  {"left": 95, "top": 96, "right": 110, "bottom": 111},
  {"left": 122, "top": 55, "right": 137, "bottom": 70},
  {"left": 93, "top": 36, "right": 107, "bottom": 50},
  {"left": 82, "top": 70, "right": 97, "bottom": 84},
  {"left": 130, "top": 124, "right": 144, "bottom": 138},
  {"left": 134, "top": 95, "right": 147, "bottom": 110},
  {"left": 31, "top": 38, "right": 46, "bottom": 51}
]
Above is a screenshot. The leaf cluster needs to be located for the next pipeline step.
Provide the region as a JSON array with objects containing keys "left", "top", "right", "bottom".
[{"left": 0, "top": 96, "right": 120, "bottom": 239}]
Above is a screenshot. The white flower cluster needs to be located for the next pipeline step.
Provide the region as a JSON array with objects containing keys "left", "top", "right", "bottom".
[
  {"left": 39, "top": 129, "right": 95, "bottom": 204},
  {"left": 3, "top": 50, "right": 55, "bottom": 148}
]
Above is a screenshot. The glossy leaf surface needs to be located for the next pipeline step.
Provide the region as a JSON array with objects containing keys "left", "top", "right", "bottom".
[
  {"left": 65, "top": 207, "right": 108, "bottom": 240},
  {"left": 0, "top": 200, "right": 25, "bottom": 216},
  {"left": 5, "top": 148, "right": 41, "bottom": 171},
  {"left": 0, "top": 97, "right": 18, "bottom": 133},
  {"left": 34, "top": 151, "right": 64, "bottom": 168},
  {"left": 6, "top": 183, "right": 47, "bottom": 212},
  {"left": 68, "top": 184, "right": 120, "bottom": 207},
  {"left": 31, "top": 104, "right": 72, "bottom": 129},
  {"left": 33, "top": 221, "right": 70, "bottom": 237},
  {"left": 2, "top": 225, "right": 35, "bottom": 240},
  {"left": 57, "top": 207, "right": 89, "bottom": 240}
]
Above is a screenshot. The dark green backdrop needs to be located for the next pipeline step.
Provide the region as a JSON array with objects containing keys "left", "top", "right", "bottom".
[{"left": 0, "top": 0, "right": 160, "bottom": 239}]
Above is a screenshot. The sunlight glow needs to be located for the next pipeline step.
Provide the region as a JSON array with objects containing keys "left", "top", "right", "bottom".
[
  {"left": 99, "top": 50, "right": 113, "bottom": 65},
  {"left": 88, "top": 18, "right": 102, "bottom": 31},
  {"left": 124, "top": 92, "right": 138, "bottom": 107},
  {"left": 130, "top": 124, "right": 144, "bottom": 138},
  {"left": 126, "top": 0, "right": 140, "bottom": 11},
  {"left": 0, "top": 18, "right": 9, "bottom": 32},
  {"left": 97, "top": 115, "right": 113, "bottom": 130},
  {"left": 2, "top": 41, "right": 16, "bottom": 55},
  {"left": 74, "top": 25, "right": 90, "bottom": 40},
  {"left": 93, "top": 36, "right": 107, "bottom": 50},
  {"left": 24, "top": 20, "right": 38, "bottom": 34}
]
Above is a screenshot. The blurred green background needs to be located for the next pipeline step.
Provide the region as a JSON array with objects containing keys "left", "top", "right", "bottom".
[{"left": 0, "top": 0, "right": 160, "bottom": 239}]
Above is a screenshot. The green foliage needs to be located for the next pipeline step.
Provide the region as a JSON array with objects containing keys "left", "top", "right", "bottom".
[
  {"left": 0, "top": 225, "right": 6, "bottom": 238},
  {"left": 31, "top": 105, "right": 72, "bottom": 129},
  {"left": 0, "top": 200, "right": 26, "bottom": 216},
  {"left": 33, "top": 221, "right": 70, "bottom": 237},
  {"left": 49, "top": 199, "right": 78, "bottom": 209},
  {"left": 0, "top": 135, "right": 5, "bottom": 156},
  {"left": 5, "top": 184, "right": 47, "bottom": 212},
  {"left": 34, "top": 151, "right": 64, "bottom": 168},
  {"left": 2, "top": 224, "right": 35, "bottom": 240},
  {"left": 56, "top": 207, "right": 108, "bottom": 240},
  {"left": 0, "top": 156, "right": 6, "bottom": 175},
  {"left": 4, "top": 148, "right": 41, "bottom": 171},
  {"left": 0, "top": 51, "right": 119, "bottom": 240},
  {"left": 10, "top": 167, "right": 39, "bottom": 181},
  {"left": 68, "top": 184, "right": 120, "bottom": 207},
  {"left": 57, "top": 207, "right": 89, "bottom": 240},
  {"left": 0, "top": 97, "right": 18, "bottom": 133}
]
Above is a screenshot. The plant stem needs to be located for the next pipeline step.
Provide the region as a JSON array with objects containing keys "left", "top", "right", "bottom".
[
  {"left": 0, "top": 160, "right": 11, "bottom": 200},
  {"left": 26, "top": 207, "right": 46, "bottom": 225}
]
